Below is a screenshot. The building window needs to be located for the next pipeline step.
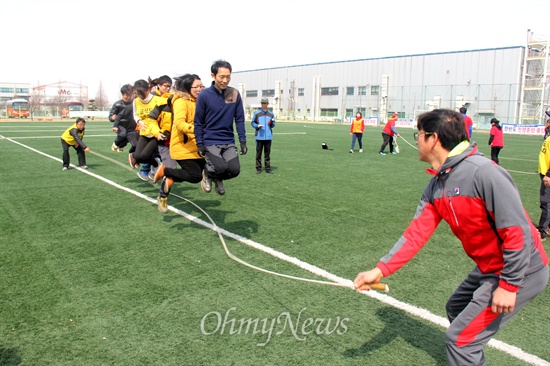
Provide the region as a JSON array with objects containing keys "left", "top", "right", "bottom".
[
  {"left": 358, "top": 86, "right": 367, "bottom": 96},
  {"left": 298, "top": 88, "right": 304, "bottom": 96},
  {"left": 320, "top": 108, "right": 338, "bottom": 117},
  {"left": 0, "top": 87, "right": 13, "bottom": 93},
  {"left": 346, "top": 87, "right": 354, "bottom": 96},
  {"left": 321, "top": 87, "right": 339, "bottom": 96},
  {"left": 246, "top": 90, "right": 258, "bottom": 98},
  {"left": 15, "top": 88, "right": 29, "bottom": 93},
  {"left": 262, "top": 89, "right": 275, "bottom": 97},
  {"left": 371, "top": 85, "right": 380, "bottom": 95}
]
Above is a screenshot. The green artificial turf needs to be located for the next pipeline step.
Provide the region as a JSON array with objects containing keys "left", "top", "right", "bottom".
[{"left": 0, "top": 121, "right": 548, "bottom": 365}]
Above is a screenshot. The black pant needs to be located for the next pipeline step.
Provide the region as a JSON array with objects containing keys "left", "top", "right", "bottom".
[
  {"left": 379, "top": 132, "right": 394, "bottom": 153},
  {"left": 490, "top": 146, "right": 502, "bottom": 165},
  {"left": 161, "top": 159, "right": 206, "bottom": 198},
  {"left": 61, "top": 139, "right": 86, "bottom": 167},
  {"left": 134, "top": 136, "right": 159, "bottom": 166},
  {"left": 538, "top": 174, "right": 550, "bottom": 237},
  {"left": 114, "top": 126, "right": 138, "bottom": 153},
  {"left": 256, "top": 140, "right": 272, "bottom": 170}
]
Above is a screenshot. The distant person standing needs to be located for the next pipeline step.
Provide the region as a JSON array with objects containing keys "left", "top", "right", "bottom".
[
  {"left": 488, "top": 117, "right": 504, "bottom": 164},
  {"left": 460, "top": 106, "right": 473, "bottom": 139},
  {"left": 379, "top": 113, "right": 400, "bottom": 155},
  {"left": 349, "top": 111, "right": 365, "bottom": 153},
  {"left": 536, "top": 134, "right": 550, "bottom": 241},
  {"left": 194, "top": 60, "right": 247, "bottom": 195},
  {"left": 251, "top": 98, "right": 275, "bottom": 173},
  {"left": 60, "top": 117, "right": 89, "bottom": 170}
]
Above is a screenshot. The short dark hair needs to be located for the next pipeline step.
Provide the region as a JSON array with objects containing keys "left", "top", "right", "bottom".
[
  {"left": 174, "top": 74, "right": 201, "bottom": 94},
  {"left": 76, "top": 117, "right": 86, "bottom": 124},
  {"left": 356, "top": 111, "right": 362, "bottom": 117},
  {"left": 211, "top": 59, "right": 232, "bottom": 75},
  {"left": 416, "top": 109, "right": 468, "bottom": 151},
  {"left": 459, "top": 107, "right": 467, "bottom": 114},
  {"left": 152, "top": 75, "right": 172, "bottom": 86},
  {"left": 120, "top": 84, "right": 133, "bottom": 96}
]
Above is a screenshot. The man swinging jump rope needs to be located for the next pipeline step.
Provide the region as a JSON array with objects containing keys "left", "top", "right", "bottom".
[{"left": 355, "top": 109, "right": 548, "bottom": 366}]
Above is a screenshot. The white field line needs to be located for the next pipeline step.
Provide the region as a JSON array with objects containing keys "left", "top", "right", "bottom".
[
  {"left": 4, "top": 134, "right": 115, "bottom": 139},
  {"left": 1, "top": 134, "right": 548, "bottom": 366},
  {"left": 0, "top": 132, "right": 306, "bottom": 138}
]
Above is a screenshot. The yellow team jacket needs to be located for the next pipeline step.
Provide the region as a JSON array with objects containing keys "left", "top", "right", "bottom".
[
  {"left": 152, "top": 93, "right": 174, "bottom": 133},
  {"left": 538, "top": 136, "right": 550, "bottom": 175},
  {"left": 61, "top": 123, "right": 85, "bottom": 145},
  {"left": 134, "top": 95, "right": 162, "bottom": 137},
  {"left": 169, "top": 91, "right": 201, "bottom": 160}
]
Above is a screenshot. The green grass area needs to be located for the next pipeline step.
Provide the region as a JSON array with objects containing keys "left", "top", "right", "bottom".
[{"left": 0, "top": 121, "right": 548, "bottom": 365}]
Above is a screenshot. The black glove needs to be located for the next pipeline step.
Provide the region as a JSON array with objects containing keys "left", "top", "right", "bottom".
[
  {"left": 197, "top": 144, "right": 206, "bottom": 157},
  {"left": 240, "top": 142, "right": 248, "bottom": 155}
]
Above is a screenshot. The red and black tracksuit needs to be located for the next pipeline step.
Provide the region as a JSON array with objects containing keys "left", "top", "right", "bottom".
[{"left": 376, "top": 142, "right": 548, "bottom": 365}]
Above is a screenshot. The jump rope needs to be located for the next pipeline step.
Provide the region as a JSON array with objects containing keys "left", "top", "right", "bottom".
[
  {"left": 155, "top": 134, "right": 536, "bottom": 294},
  {"left": 165, "top": 188, "right": 389, "bottom": 293}
]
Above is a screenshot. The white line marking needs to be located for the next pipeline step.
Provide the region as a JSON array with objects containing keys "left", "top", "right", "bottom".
[{"left": 2, "top": 135, "right": 548, "bottom": 366}]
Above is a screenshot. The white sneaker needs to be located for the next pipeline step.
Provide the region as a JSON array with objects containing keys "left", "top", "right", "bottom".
[
  {"left": 359, "top": 149, "right": 363, "bottom": 153},
  {"left": 201, "top": 170, "right": 212, "bottom": 193},
  {"left": 349, "top": 149, "right": 353, "bottom": 153},
  {"left": 157, "top": 196, "right": 169, "bottom": 214}
]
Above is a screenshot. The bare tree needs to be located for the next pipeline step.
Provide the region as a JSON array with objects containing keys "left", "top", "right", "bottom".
[
  {"left": 44, "top": 95, "right": 68, "bottom": 118},
  {"left": 94, "top": 81, "right": 110, "bottom": 110},
  {"left": 28, "top": 89, "right": 44, "bottom": 120}
]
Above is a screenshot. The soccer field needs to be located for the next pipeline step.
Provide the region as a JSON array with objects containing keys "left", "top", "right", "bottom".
[{"left": 0, "top": 121, "right": 548, "bottom": 365}]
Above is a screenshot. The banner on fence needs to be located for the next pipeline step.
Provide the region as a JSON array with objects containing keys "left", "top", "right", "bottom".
[{"left": 502, "top": 123, "right": 545, "bottom": 136}]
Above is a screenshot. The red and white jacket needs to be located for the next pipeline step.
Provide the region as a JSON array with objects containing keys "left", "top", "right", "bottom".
[{"left": 377, "top": 142, "right": 548, "bottom": 291}]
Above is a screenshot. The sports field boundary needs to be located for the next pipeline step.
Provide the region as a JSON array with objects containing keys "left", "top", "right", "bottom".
[{"left": 1, "top": 134, "right": 548, "bottom": 366}]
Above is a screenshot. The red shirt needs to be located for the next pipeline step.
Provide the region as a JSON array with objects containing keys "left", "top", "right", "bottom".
[
  {"left": 383, "top": 118, "right": 397, "bottom": 136},
  {"left": 463, "top": 115, "right": 473, "bottom": 137},
  {"left": 489, "top": 125, "right": 504, "bottom": 147}
]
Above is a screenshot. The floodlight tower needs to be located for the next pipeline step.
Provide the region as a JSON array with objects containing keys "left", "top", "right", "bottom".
[{"left": 519, "top": 29, "right": 549, "bottom": 125}]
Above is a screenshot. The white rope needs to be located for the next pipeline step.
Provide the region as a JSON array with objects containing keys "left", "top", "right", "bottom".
[
  {"left": 166, "top": 190, "right": 355, "bottom": 290},
  {"left": 397, "top": 135, "right": 418, "bottom": 150}
]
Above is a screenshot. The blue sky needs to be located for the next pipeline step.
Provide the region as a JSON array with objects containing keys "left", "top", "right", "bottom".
[{"left": 0, "top": 0, "right": 548, "bottom": 102}]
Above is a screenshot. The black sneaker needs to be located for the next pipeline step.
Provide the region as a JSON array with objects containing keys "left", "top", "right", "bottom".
[
  {"left": 214, "top": 179, "right": 225, "bottom": 195},
  {"left": 256, "top": 168, "right": 262, "bottom": 174}
]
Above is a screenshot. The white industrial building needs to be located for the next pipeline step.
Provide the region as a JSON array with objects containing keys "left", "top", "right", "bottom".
[
  {"left": 232, "top": 32, "right": 549, "bottom": 129},
  {"left": 0, "top": 82, "right": 31, "bottom": 102}
]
